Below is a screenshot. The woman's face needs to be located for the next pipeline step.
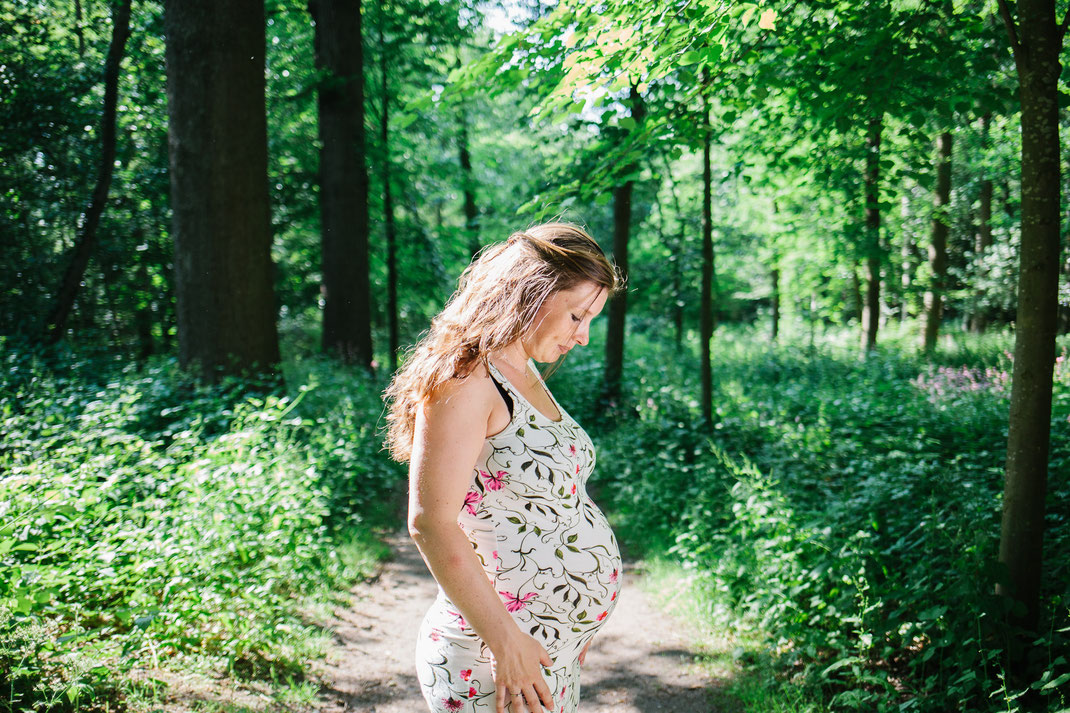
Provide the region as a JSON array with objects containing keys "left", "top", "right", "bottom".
[{"left": 522, "top": 281, "right": 609, "bottom": 363}]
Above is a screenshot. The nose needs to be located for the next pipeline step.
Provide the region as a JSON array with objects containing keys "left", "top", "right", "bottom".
[{"left": 574, "top": 323, "right": 590, "bottom": 347}]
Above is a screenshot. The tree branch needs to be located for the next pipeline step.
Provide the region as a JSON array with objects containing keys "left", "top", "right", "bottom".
[
  {"left": 996, "top": 0, "right": 1023, "bottom": 66},
  {"left": 1060, "top": 4, "right": 1070, "bottom": 42}
]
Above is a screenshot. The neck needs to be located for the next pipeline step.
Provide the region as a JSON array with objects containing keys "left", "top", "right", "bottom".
[{"left": 496, "top": 341, "right": 531, "bottom": 373}]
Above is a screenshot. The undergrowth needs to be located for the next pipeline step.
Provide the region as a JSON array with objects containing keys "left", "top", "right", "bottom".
[
  {"left": 0, "top": 334, "right": 405, "bottom": 713},
  {"left": 561, "top": 321, "right": 1070, "bottom": 713}
]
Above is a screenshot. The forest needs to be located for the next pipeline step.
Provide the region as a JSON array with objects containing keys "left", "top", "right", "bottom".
[{"left": 2, "top": 0, "right": 1069, "bottom": 711}]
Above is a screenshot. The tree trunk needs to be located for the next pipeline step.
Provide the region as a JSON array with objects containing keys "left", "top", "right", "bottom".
[
  {"left": 604, "top": 180, "right": 632, "bottom": 404},
  {"left": 662, "top": 152, "right": 686, "bottom": 351},
  {"left": 44, "top": 0, "right": 131, "bottom": 343},
  {"left": 900, "top": 195, "right": 913, "bottom": 322},
  {"left": 973, "top": 113, "right": 994, "bottom": 334},
  {"left": 861, "top": 113, "right": 883, "bottom": 352},
  {"left": 700, "top": 82, "right": 714, "bottom": 426},
  {"left": 996, "top": 0, "right": 1063, "bottom": 653},
  {"left": 310, "top": 0, "right": 373, "bottom": 369},
  {"left": 923, "top": 131, "right": 952, "bottom": 351},
  {"left": 459, "top": 108, "right": 480, "bottom": 260},
  {"left": 134, "top": 233, "right": 155, "bottom": 361},
  {"left": 73, "top": 0, "right": 85, "bottom": 56},
  {"left": 850, "top": 264, "right": 862, "bottom": 323},
  {"left": 164, "top": 0, "right": 280, "bottom": 379},
  {"left": 378, "top": 6, "right": 398, "bottom": 374},
  {"left": 603, "top": 88, "right": 645, "bottom": 404},
  {"left": 771, "top": 267, "right": 780, "bottom": 343}
]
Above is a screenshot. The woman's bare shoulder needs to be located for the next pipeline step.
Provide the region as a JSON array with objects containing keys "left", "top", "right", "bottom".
[{"left": 420, "top": 361, "right": 496, "bottom": 416}]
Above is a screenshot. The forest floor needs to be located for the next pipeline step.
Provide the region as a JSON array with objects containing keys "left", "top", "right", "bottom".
[
  {"left": 310, "top": 532, "right": 737, "bottom": 713},
  {"left": 129, "top": 532, "right": 740, "bottom": 713}
]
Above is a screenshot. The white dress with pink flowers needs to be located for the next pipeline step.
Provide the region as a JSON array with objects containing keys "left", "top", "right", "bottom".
[{"left": 415, "top": 358, "right": 623, "bottom": 713}]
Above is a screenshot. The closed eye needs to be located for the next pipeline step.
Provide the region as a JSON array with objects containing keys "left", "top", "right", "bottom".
[{"left": 570, "top": 314, "right": 581, "bottom": 322}]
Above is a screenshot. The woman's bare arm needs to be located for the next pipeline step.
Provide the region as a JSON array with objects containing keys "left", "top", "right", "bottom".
[{"left": 407, "top": 372, "right": 555, "bottom": 713}]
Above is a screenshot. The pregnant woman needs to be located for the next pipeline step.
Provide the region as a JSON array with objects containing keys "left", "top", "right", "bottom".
[{"left": 384, "top": 223, "right": 623, "bottom": 713}]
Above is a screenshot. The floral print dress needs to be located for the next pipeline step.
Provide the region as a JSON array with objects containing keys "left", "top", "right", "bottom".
[{"left": 415, "top": 358, "right": 623, "bottom": 713}]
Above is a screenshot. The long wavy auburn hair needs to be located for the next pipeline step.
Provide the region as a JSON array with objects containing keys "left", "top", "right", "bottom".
[{"left": 383, "top": 223, "right": 622, "bottom": 462}]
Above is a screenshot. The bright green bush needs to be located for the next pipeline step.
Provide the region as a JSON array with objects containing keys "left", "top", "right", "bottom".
[{"left": 0, "top": 337, "right": 404, "bottom": 712}]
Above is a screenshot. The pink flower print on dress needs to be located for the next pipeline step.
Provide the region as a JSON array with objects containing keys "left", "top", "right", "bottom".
[
  {"left": 463, "top": 489, "right": 482, "bottom": 516},
  {"left": 460, "top": 669, "right": 472, "bottom": 681},
  {"left": 609, "top": 568, "right": 618, "bottom": 583},
  {"left": 468, "top": 687, "right": 477, "bottom": 698},
  {"left": 575, "top": 463, "right": 580, "bottom": 474},
  {"left": 569, "top": 444, "right": 577, "bottom": 457},
  {"left": 611, "top": 591, "right": 616, "bottom": 601},
  {"left": 481, "top": 469, "right": 506, "bottom": 490},
  {"left": 570, "top": 483, "right": 576, "bottom": 495},
  {"left": 597, "top": 611, "right": 608, "bottom": 621},
  {"left": 499, "top": 589, "right": 538, "bottom": 613},
  {"left": 430, "top": 628, "right": 442, "bottom": 641},
  {"left": 444, "top": 697, "right": 463, "bottom": 711}
]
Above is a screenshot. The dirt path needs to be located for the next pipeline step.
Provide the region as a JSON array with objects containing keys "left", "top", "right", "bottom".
[{"left": 313, "top": 533, "right": 728, "bottom": 713}]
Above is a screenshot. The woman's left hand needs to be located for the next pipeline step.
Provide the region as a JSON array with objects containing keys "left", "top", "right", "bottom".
[{"left": 578, "top": 639, "right": 592, "bottom": 665}]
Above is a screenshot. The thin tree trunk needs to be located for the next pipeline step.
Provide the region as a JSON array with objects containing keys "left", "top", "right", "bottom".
[
  {"left": 74, "top": 0, "right": 85, "bottom": 56},
  {"left": 995, "top": 0, "right": 1064, "bottom": 656},
  {"left": 861, "top": 113, "right": 883, "bottom": 352},
  {"left": 662, "top": 152, "right": 686, "bottom": 351},
  {"left": 378, "top": 6, "right": 398, "bottom": 374},
  {"left": 850, "top": 264, "right": 862, "bottom": 323},
  {"left": 973, "top": 113, "right": 994, "bottom": 334},
  {"left": 459, "top": 109, "right": 479, "bottom": 259},
  {"left": 604, "top": 180, "right": 632, "bottom": 404},
  {"left": 603, "top": 88, "right": 644, "bottom": 404},
  {"left": 44, "top": 0, "right": 131, "bottom": 342},
  {"left": 771, "top": 267, "right": 780, "bottom": 342},
  {"left": 923, "top": 131, "right": 952, "bottom": 351},
  {"left": 165, "top": 0, "right": 280, "bottom": 379},
  {"left": 700, "top": 79, "right": 714, "bottom": 426},
  {"left": 311, "top": 0, "right": 373, "bottom": 369},
  {"left": 134, "top": 228, "right": 154, "bottom": 361},
  {"left": 900, "top": 195, "right": 913, "bottom": 322}
]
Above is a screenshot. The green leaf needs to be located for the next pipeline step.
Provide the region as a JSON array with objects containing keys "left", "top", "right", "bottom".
[{"left": 679, "top": 50, "right": 703, "bottom": 66}]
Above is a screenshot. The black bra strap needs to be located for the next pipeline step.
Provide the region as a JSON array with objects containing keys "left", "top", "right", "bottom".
[{"left": 489, "top": 370, "right": 514, "bottom": 419}]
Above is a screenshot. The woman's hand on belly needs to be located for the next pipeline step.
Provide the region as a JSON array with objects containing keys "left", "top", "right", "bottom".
[{"left": 490, "top": 631, "right": 555, "bottom": 713}]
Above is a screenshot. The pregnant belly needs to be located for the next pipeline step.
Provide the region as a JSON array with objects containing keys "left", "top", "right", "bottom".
[{"left": 492, "top": 500, "right": 623, "bottom": 651}]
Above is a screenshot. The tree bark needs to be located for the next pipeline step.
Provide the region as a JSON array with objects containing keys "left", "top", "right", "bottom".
[
  {"left": 771, "top": 267, "right": 780, "bottom": 342},
  {"left": 849, "top": 264, "right": 862, "bottom": 323},
  {"left": 861, "top": 113, "right": 883, "bottom": 352},
  {"left": 603, "top": 88, "right": 645, "bottom": 404},
  {"left": 44, "top": 0, "right": 131, "bottom": 342},
  {"left": 378, "top": 5, "right": 398, "bottom": 374},
  {"left": 700, "top": 81, "right": 714, "bottom": 426},
  {"left": 996, "top": 0, "right": 1063, "bottom": 648},
  {"left": 134, "top": 233, "right": 155, "bottom": 361},
  {"left": 900, "top": 195, "right": 913, "bottom": 322},
  {"left": 459, "top": 109, "right": 480, "bottom": 260},
  {"left": 164, "top": 0, "right": 280, "bottom": 379},
  {"left": 923, "top": 131, "right": 952, "bottom": 351},
  {"left": 604, "top": 180, "right": 632, "bottom": 404},
  {"left": 310, "top": 0, "right": 374, "bottom": 369},
  {"left": 73, "top": 0, "right": 85, "bottom": 56},
  {"left": 973, "top": 113, "right": 994, "bottom": 334}
]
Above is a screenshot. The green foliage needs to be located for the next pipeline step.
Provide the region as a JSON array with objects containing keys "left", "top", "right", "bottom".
[
  {"left": 0, "top": 336, "right": 403, "bottom": 711},
  {"left": 562, "top": 326, "right": 1070, "bottom": 713}
]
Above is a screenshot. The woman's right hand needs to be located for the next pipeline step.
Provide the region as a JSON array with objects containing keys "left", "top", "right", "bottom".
[{"left": 491, "top": 631, "right": 556, "bottom": 713}]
